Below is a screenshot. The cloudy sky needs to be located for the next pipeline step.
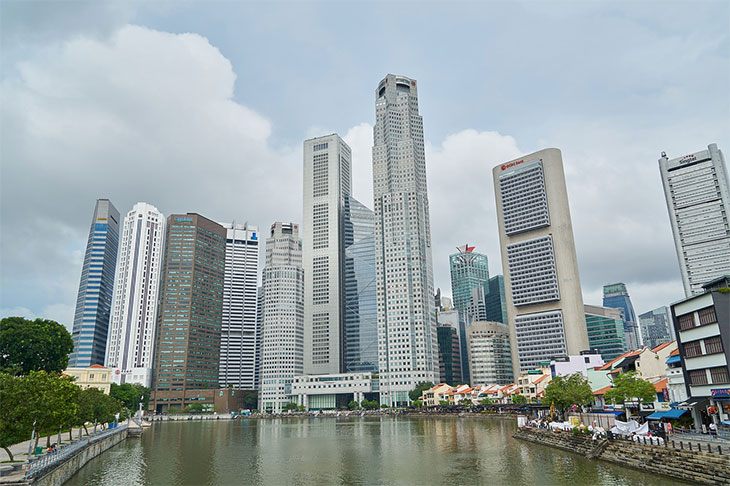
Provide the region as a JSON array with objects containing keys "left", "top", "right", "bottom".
[{"left": 1, "top": 1, "right": 728, "bottom": 331}]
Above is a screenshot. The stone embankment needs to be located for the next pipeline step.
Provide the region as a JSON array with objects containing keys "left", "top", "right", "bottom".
[{"left": 514, "top": 427, "right": 730, "bottom": 485}]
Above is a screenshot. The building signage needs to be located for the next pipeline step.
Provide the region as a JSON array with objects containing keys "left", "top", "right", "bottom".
[
  {"left": 175, "top": 216, "right": 193, "bottom": 223},
  {"left": 501, "top": 159, "right": 524, "bottom": 171},
  {"left": 679, "top": 154, "right": 697, "bottom": 164},
  {"left": 711, "top": 388, "right": 730, "bottom": 398}
]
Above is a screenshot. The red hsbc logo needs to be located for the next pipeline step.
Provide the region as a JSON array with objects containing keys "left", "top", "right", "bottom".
[{"left": 501, "top": 159, "right": 524, "bottom": 171}]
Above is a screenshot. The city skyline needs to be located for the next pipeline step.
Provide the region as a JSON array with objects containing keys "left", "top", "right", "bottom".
[{"left": 2, "top": 2, "right": 729, "bottom": 331}]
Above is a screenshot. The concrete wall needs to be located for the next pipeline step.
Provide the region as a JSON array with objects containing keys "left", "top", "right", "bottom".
[{"left": 32, "top": 429, "right": 128, "bottom": 486}]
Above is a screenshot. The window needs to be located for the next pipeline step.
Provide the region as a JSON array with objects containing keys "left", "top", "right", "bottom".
[
  {"left": 704, "top": 336, "right": 723, "bottom": 355},
  {"left": 710, "top": 367, "right": 730, "bottom": 384},
  {"left": 678, "top": 314, "right": 695, "bottom": 331},
  {"left": 689, "top": 369, "right": 708, "bottom": 386},
  {"left": 698, "top": 307, "right": 717, "bottom": 326},
  {"left": 684, "top": 340, "right": 702, "bottom": 358}
]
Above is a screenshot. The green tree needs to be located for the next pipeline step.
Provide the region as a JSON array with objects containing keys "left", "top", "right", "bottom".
[
  {"left": 543, "top": 373, "right": 594, "bottom": 419},
  {"left": 511, "top": 394, "right": 527, "bottom": 405},
  {"left": 459, "top": 398, "right": 472, "bottom": 407},
  {"left": 183, "top": 403, "right": 206, "bottom": 413},
  {"left": 0, "top": 317, "right": 74, "bottom": 375},
  {"left": 347, "top": 400, "right": 360, "bottom": 411},
  {"left": 110, "top": 383, "right": 150, "bottom": 411},
  {"left": 604, "top": 371, "right": 657, "bottom": 417},
  {"left": 439, "top": 400, "right": 450, "bottom": 406},
  {"left": 480, "top": 397, "right": 493, "bottom": 406},
  {"left": 244, "top": 391, "right": 258, "bottom": 410},
  {"left": 282, "top": 402, "right": 298, "bottom": 412},
  {"left": 0, "top": 373, "right": 32, "bottom": 461},
  {"left": 361, "top": 399, "right": 379, "bottom": 410},
  {"left": 408, "top": 381, "right": 434, "bottom": 402},
  {"left": 75, "top": 387, "right": 122, "bottom": 435},
  {"left": 412, "top": 400, "right": 423, "bottom": 408}
]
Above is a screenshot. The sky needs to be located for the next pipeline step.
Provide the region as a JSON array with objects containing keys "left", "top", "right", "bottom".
[{"left": 1, "top": 1, "right": 729, "bottom": 331}]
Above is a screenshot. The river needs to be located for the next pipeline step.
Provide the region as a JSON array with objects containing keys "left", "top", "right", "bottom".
[{"left": 66, "top": 416, "right": 686, "bottom": 485}]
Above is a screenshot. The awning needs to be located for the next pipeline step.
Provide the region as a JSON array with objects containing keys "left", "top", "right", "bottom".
[
  {"left": 663, "top": 408, "right": 687, "bottom": 419},
  {"left": 676, "top": 398, "right": 709, "bottom": 409},
  {"left": 646, "top": 411, "right": 667, "bottom": 420},
  {"left": 611, "top": 410, "right": 625, "bottom": 416},
  {"left": 666, "top": 355, "right": 681, "bottom": 365}
]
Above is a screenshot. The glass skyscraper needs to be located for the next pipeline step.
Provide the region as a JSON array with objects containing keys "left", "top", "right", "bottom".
[
  {"left": 69, "top": 199, "right": 120, "bottom": 367},
  {"left": 584, "top": 304, "right": 627, "bottom": 361},
  {"left": 602, "top": 283, "right": 640, "bottom": 350},
  {"left": 343, "top": 196, "right": 377, "bottom": 373},
  {"left": 449, "top": 245, "right": 489, "bottom": 317},
  {"left": 486, "top": 275, "right": 508, "bottom": 324},
  {"left": 639, "top": 306, "right": 674, "bottom": 349}
]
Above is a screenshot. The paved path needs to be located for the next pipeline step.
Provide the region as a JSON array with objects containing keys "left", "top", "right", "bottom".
[{"left": 3, "top": 427, "right": 95, "bottom": 461}]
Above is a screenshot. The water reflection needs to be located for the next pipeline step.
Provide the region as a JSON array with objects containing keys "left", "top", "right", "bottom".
[{"left": 67, "top": 416, "right": 688, "bottom": 486}]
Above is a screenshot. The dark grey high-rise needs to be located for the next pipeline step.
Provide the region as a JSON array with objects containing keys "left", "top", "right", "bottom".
[{"left": 69, "top": 199, "right": 120, "bottom": 367}]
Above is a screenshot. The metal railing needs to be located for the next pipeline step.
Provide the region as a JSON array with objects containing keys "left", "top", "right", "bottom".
[
  {"left": 25, "top": 423, "right": 128, "bottom": 479},
  {"left": 608, "top": 430, "right": 730, "bottom": 455}
]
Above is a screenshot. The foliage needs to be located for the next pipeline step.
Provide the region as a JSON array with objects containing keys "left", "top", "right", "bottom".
[
  {"left": 511, "top": 394, "right": 527, "bottom": 405},
  {"left": 459, "top": 398, "right": 472, "bottom": 407},
  {"left": 0, "top": 317, "right": 74, "bottom": 375},
  {"left": 296, "top": 405, "right": 306, "bottom": 412},
  {"left": 347, "top": 400, "right": 360, "bottom": 411},
  {"left": 110, "top": 383, "right": 150, "bottom": 410},
  {"left": 408, "top": 381, "right": 434, "bottom": 402},
  {"left": 480, "top": 398, "right": 493, "bottom": 406},
  {"left": 244, "top": 391, "right": 258, "bottom": 410},
  {"left": 282, "top": 402, "right": 298, "bottom": 412},
  {"left": 360, "top": 399, "right": 379, "bottom": 410},
  {"left": 380, "top": 403, "right": 389, "bottom": 409},
  {"left": 543, "top": 373, "right": 594, "bottom": 417},
  {"left": 0, "top": 373, "right": 32, "bottom": 460},
  {"left": 412, "top": 400, "right": 423, "bottom": 408},
  {"left": 183, "top": 403, "right": 207, "bottom": 413},
  {"left": 604, "top": 371, "right": 656, "bottom": 406},
  {"left": 75, "top": 387, "right": 122, "bottom": 432},
  {"left": 439, "top": 400, "right": 450, "bottom": 406}
]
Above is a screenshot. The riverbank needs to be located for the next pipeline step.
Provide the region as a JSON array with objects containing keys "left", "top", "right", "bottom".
[
  {"left": 145, "top": 409, "right": 522, "bottom": 421},
  {"left": 514, "top": 427, "right": 730, "bottom": 485}
]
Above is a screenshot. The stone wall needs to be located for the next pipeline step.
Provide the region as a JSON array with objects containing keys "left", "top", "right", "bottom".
[
  {"left": 31, "top": 429, "right": 128, "bottom": 486},
  {"left": 514, "top": 428, "right": 730, "bottom": 485}
]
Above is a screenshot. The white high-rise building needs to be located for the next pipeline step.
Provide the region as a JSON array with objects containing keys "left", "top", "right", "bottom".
[
  {"left": 659, "top": 143, "right": 730, "bottom": 297},
  {"left": 105, "top": 202, "right": 165, "bottom": 387},
  {"left": 493, "top": 149, "right": 589, "bottom": 377},
  {"left": 302, "top": 134, "right": 352, "bottom": 375},
  {"left": 259, "top": 222, "right": 304, "bottom": 413},
  {"left": 373, "top": 74, "right": 438, "bottom": 406},
  {"left": 218, "top": 222, "right": 260, "bottom": 390}
]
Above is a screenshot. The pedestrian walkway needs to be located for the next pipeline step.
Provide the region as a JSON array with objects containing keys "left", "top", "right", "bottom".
[{"left": 4, "top": 426, "right": 96, "bottom": 461}]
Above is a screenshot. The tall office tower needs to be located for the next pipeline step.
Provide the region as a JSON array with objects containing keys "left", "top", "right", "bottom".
[
  {"left": 373, "top": 74, "right": 438, "bottom": 406},
  {"left": 255, "top": 286, "right": 263, "bottom": 388},
  {"left": 603, "top": 283, "right": 640, "bottom": 351},
  {"left": 659, "top": 144, "right": 730, "bottom": 297},
  {"left": 69, "top": 199, "right": 120, "bottom": 367},
  {"left": 343, "top": 196, "right": 378, "bottom": 373},
  {"left": 150, "top": 214, "right": 226, "bottom": 413},
  {"left": 639, "top": 306, "right": 674, "bottom": 349},
  {"left": 437, "top": 324, "right": 462, "bottom": 385},
  {"left": 302, "top": 134, "right": 352, "bottom": 375},
  {"left": 486, "top": 275, "right": 508, "bottom": 324},
  {"left": 218, "top": 223, "right": 260, "bottom": 390},
  {"left": 467, "top": 321, "right": 514, "bottom": 386},
  {"left": 493, "top": 148, "right": 589, "bottom": 377},
  {"left": 449, "top": 244, "right": 490, "bottom": 316},
  {"left": 437, "top": 307, "right": 468, "bottom": 384},
  {"left": 104, "top": 202, "right": 164, "bottom": 386},
  {"left": 466, "top": 286, "right": 487, "bottom": 322},
  {"left": 259, "top": 222, "right": 304, "bottom": 413},
  {"left": 584, "top": 304, "right": 627, "bottom": 361}
]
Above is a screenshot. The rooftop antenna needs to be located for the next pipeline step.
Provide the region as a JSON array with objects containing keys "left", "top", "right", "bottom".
[{"left": 661, "top": 151, "right": 667, "bottom": 158}]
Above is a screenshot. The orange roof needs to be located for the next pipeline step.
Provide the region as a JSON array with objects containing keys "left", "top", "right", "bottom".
[
  {"left": 534, "top": 374, "right": 549, "bottom": 384},
  {"left": 653, "top": 378, "right": 668, "bottom": 392},
  {"left": 89, "top": 364, "right": 106, "bottom": 369},
  {"left": 597, "top": 349, "right": 642, "bottom": 371},
  {"left": 608, "top": 369, "right": 621, "bottom": 375},
  {"left": 593, "top": 386, "right": 612, "bottom": 395},
  {"left": 652, "top": 341, "right": 675, "bottom": 353}
]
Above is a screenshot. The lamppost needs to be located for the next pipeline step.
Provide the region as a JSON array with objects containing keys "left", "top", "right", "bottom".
[{"left": 26, "top": 420, "right": 36, "bottom": 460}]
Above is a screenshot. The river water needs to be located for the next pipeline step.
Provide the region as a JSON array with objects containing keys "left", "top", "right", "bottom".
[{"left": 67, "top": 416, "right": 685, "bottom": 485}]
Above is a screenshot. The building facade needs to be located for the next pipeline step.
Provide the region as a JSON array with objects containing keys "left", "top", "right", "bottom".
[
  {"left": 105, "top": 202, "right": 164, "bottom": 387},
  {"left": 584, "top": 304, "right": 627, "bottom": 361},
  {"left": 373, "top": 74, "right": 438, "bottom": 406},
  {"left": 303, "top": 134, "right": 352, "bottom": 376},
  {"left": 437, "top": 324, "right": 463, "bottom": 385},
  {"left": 449, "top": 245, "right": 489, "bottom": 317},
  {"left": 150, "top": 214, "right": 226, "bottom": 412},
  {"left": 467, "top": 321, "right": 514, "bottom": 386},
  {"left": 659, "top": 144, "right": 730, "bottom": 297},
  {"left": 486, "top": 275, "right": 508, "bottom": 324},
  {"left": 492, "top": 148, "right": 589, "bottom": 376},
  {"left": 218, "top": 223, "right": 260, "bottom": 390},
  {"left": 69, "top": 199, "right": 120, "bottom": 367},
  {"left": 602, "top": 283, "right": 641, "bottom": 351},
  {"left": 639, "top": 306, "right": 674, "bottom": 350},
  {"left": 64, "top": 364, "right": 112, "bottom": 394},
  {"left": 259, "top": 222, "right": 304, "bottom": 413},
  {"left": 343, "top": 196, "right": 378, "bottom": 373}
]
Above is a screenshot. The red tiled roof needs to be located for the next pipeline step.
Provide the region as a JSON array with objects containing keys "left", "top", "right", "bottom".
[
  {"left": 534, "top": 374, "right": 549, "bottom": 384},
  {"left": 652, "top": 341, "right": 675, "bottom": 353},
  {"left": 608, "top": 369, "right": 621, "bottom": 375},
  {"left": 89, "top": 364, "right": 106, "bottom": 369},
  {"left": 593, "top": 385, "right": 612, "bottom": 395},
  {"left": 653, "top": 378, "right": 668, "bottom": 392},
  {"left": 669, "top": 348, "right": 680, "bottom": 357}
]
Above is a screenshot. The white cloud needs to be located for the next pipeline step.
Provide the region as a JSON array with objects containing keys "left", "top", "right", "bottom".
[{"left": 343, "top": 122, "right": 374, "bottom": 206}]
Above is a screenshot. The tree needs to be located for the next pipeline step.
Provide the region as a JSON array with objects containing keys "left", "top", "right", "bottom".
[
  {"left": 110, "top": 383, "right": 150, "bottom": 411},
  {"left": 361, "top": 399, "right": 379, "bottom": 410},
  {"left": 412, "top": 400, "right": 423, "bottom": 408},
  {"left": 0, "top": 317, "right": 74, "bottom": 375},
  {"left": 408, "top": 381, "right": 434, "bottom": 402},
  {"left": 0, "top": 373, "right": 32, "bottom": 461},
  {"left": 244, "top": 391, "right": 258, "bottom": 410},
  {"left": 480, "top": 397, "right": 493, "bottom": 406},
  {"left": 459, "top": 398, "right": 472, "bottom": 408},
  {"left": 183, "top": 403, "right": 206, "bottom": 413},
  {"left": 511, "top": 394, "right": 527, "bottom": 405},
  {"left": 75, "top": 387, "right": 121, "bottom": 435},
  {"left": 543, "top": 373, "right": 594, "bottom": 419},
  {"left": 604, "top": 371, "right": 657, "bottom": 416},
  {"left": 439, "top": 400, "right": 450, "bottom": 406},
  {"left": 282, "top": 402, "right": 298, "bottom": 412},
  {"left": 348, "top": 400, "right": 360, "bottom": 411}
]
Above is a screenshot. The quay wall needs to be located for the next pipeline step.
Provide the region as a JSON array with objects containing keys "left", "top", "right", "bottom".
[
  {"left": 31, "top": 429, "right": 128, "bottom": 486},
  {"left": 514, "top": 428, "right": 730, "bottom": 485}
]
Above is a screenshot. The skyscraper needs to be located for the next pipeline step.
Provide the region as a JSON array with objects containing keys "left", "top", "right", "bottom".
[
  {"left": 584, "top": 304, "right": 627, "bottom": 361},
  {"left": 373, "top": 74, "right": 438, "bottom": 406},
  {"left": 302, "top": 134, "right": 352, "bottom": 375},
  {"left": 69, "top": 199, "right": 120, "bottom": 367},
  {"left": 449, "top": 245, "right": 489, "bottom": 316},
  {"left": 639, "top": 306, "right": 674, "bottom": 350},
  {"left": 603, "top": 283, "right": 640, "bottom": 351},
  {"left": 218, "top": 222, "right": 260, "bottom": 390},
  {"left": 659, "top": 144, "right": 730, "bottom": 296},
  {"left": 437, "top": 324, "right": 462, "bottom": 385},
  {"left": 150, "top": 214, "right": 226, "bottom": 412},
  {"left": 343, "top": 196, "right": 377, "bottom": 373},
  {"left": 105, "top": 202, "right": 164, "bottom": 387},
  {"left": 493, "top": 148, "right": 589, "bottom": 376},
  {"left": 467, "top": 321, "right": 514, "bottom": 386},
  {"left": 485, "top": 275, "right": 508, "bottom": 324},
  {"left": 259, "top": 222, "right": 304, "bottom": 413}
]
